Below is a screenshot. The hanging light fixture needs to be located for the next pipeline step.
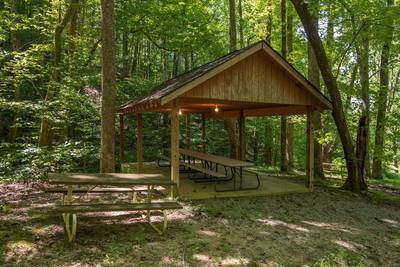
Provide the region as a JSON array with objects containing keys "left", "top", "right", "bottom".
[
  {"left": 178, "top": 109, "right": 182, "bottom": 115},
  {"left": 214, "top": 105, "right": 219, "bottom": 112}
]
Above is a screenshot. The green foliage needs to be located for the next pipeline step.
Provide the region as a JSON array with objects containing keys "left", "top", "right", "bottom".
[
  {"left": 0, "top": 142, "right": 99, "bottom": 181},
  {"left": 0, "top": 0, "right": 399, "bottom": 182}
]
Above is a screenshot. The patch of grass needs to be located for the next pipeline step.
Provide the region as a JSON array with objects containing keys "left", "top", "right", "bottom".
[
  {"left": 187, "top": 239, "right": 210, "bottom": 254},
  {"left": 199, "top": 199, "right": 254, "bottom": 220},
  {"left": 125, "top": 227, "right": 147, "bottom": 244},
  {"left": 366, "top": 190, "right": 400, "bottom": 205},
  {"left": 309, "top": 249, "right": 371, "bottom": 267},
  {"left": 369, "top": 170, "right": 400, "bottom": 188},
  {"left": 220, "top": 242, "right": 232, "bottom": 253}
]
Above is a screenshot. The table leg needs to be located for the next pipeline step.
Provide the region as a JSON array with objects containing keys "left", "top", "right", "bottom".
[
  {"left": 146, "top": 185, "right": 153, "bottom": 221},
  {"left": 63, "top": 185, "right": 77, "bottom": 241},
  {"left": 240, "top": 167, "right": 243, "bottom": 189}
]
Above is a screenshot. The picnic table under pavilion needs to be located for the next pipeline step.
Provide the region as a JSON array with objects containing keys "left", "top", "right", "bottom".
[{"left": 118, "top": 40, "right": 332, "bottom": 199}]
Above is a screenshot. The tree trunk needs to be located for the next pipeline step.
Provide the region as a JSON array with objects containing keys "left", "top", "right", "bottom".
[
  {"left": 131, "top": 37, "right": 139, "bottom": 75},
  {"left": 287, "top": 122, "right": 294, "bottom": 168},
  {"left": 238, "top": 0, "right": 244, "bottom": 48},
  {"left": 307, "top": 0, "right": 324, "bottom": 178},
  {"left": 226, "top": 0, "right": 238, "bottom": 159},
  {"left": 290, "top": 0, "right": 367, "bottom": 192},
  {"left": 264, "top": 2, "right": 273, "bottom": 165},
  {"left": 39, "top": 0, "right": 79, "bottom": 146},
  {"left": 372, "top": 0, "right": 394, "bottom": 179},
  {"left": 394, "top": 134, "right": 398, "bottom": 173},
  {"left": 100, "top": 0, "right": 116, "bottom": 173},
  {"left": 253, "top": 129, "right": 259, "bottom": 163},
  {"left": 264, "top": 119, "right": 273, "bottom": 165},
  {"left": 286, "top": 2, "right": 294, "bottom": 169},
  {"left": 121, "top": 27, "right": 129, "bottom": 78},
  {"left": 59, "top": 1, "right": 80, "bottom": 144},
  {"left": 280, "top": 0, "right": 288, "bottom": 172},
  {"left": 162, "top": 39, "right": 169, "bottom": 81},
  {"left": 184, "top": 52, "right": 190, "bottom": 72},
  {"left": 8, "top": 0, "right": 24, "bottom": 143},
  {"left": 172, "top": 51, "right": 180, "bottom": 77},
  {"left": 355, "top": 26, "right": 370, "bottom": 181},
  {"left": 229, "top": 0, "right": 237, "bottom": 52},
  {"left": 265, "top": 0, "right": 272, "bottom": 45},
  {"left": 185, "top": 114, "right": 191, "bottom": 149}
]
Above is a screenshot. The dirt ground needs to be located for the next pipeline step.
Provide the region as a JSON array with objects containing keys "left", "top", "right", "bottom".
[{"left": 0, "top": 182, "right": 399, "bottom": 267}]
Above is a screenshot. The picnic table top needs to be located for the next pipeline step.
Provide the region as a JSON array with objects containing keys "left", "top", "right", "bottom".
[
  {"left": 179, "top": 148, "right": 254, "bottom": 168},
  {"left": 48, "top": 173, "right": 174, "bottom": 186}
]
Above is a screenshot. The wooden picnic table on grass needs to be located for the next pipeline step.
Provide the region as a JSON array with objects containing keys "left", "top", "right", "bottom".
[{"left": 35, "top": 173, "right": 182, "bottom": 242}]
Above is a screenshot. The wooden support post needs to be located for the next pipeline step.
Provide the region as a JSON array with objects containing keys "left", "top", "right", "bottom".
[
  {"left": 170, "top": 105, "right": 180, "bottom": 197},
  {"left": 201, "top": 113, "right": 206, "bottom": 152},
  {"left": 137, "top": 113, "right": 143, "bottom": 173},
  {"left": 119, "top": 114, "right": 125, "bottom": 164},
  {"left": 185, "top": 114, "right": 191, "bottom": 149},
  {"left": 239, "top": 109, "right": 246, "bottom": 161},
  {"left": 306, "top": 107, "right": 314, "bottom": 190}
]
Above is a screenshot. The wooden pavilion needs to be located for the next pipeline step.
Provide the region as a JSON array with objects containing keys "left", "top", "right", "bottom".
[{"left": 118, "top": 40, "right": 331, "bottom": 197}]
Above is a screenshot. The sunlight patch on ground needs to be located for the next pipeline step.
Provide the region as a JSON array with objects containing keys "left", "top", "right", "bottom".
[
  {"left": 258, "top": 218, "right": 310, "bottom": 232},
  {"left": 5, "top": 240, "right": 38, "bottom": 263},
  {"left": 220, "top": 256, "right": 250, "bottom": 266},
  {"left": 192, "top": 254, "right": 249, "bottom": 266},
  {"left": 332, "top": 240, "right": 366, "bottom": 252},
  {"left": 380, "top": 218, "right": 399, "bottom": 227},
  {"left": 198, "top": 229, "right": 219, "bottom": 237},
  {"left": 302, "top": 220, "right": 358, "bottom": 233},
  {"left": 26, "top": 224, "right": 62, "bottom": 236},
  {"left": 161, "top": 256, "right": 183, "bottom": 266}
]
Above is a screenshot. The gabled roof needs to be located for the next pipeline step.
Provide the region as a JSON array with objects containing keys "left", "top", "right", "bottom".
[{"left": 119, "top": 40, "right": 331, "bottom": 114}]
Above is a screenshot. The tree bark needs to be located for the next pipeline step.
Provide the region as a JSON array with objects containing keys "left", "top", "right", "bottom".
[
  {"left": 229, "top": 0, "right": 237, "bottom": 52},
  {"left": 264, "top": 119, "right": 273, "bottom": 165},
  {"left": 238, "top": 0, "right": 244, "bottom": 48},
  {"left": 162, "top": 38, "right": 169, "bottom": 81},
  {"left": 265, "top": 0, "right": 273, "bottom": 44},
  {"left": 226, "top": 0, "right": 238, "bottom": 159},
  {"left": 280, "top": 0, "right": 288, "bottom": 172},
  {"left": 286, "top": 2, "right": 294, "bottom": 169},
  {"left": 307, "top": 0, "right": 324, "bottom": 178},
  {"left": 355, "top": 25, "right": 370, "bottom": 180},
  {"left": 372, "top": 0, "right": 395, "bottom": 179},
  {"left": 290, "top": 0, "right": 367, "bottom": 192},
  {"left": 121, "top": 27, "right": 129, "bottom": 78},
  {"left": 100, "top": 0, "right": 117, "bottom": 173},
  {"left": 39, "top": 0, "right": 79, "bottom": 146},
  {"left": 8, "top": 0, "right": 24, "bottom": 143}
]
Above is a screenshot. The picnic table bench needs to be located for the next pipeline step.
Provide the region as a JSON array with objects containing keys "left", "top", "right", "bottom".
[{"left": 33, "top": 173, "right": 182, "bottom": 241}]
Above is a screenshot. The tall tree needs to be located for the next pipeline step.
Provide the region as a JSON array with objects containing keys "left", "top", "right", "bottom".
[
  {"left": 287, "top": 2, "right": 294, "bottom": 169},
  {"left": 100, "top": 0, "right": 117, "bottom": 172},
  {"left": 280, "top": 0, "right": 288, "bottom": 172},
  {"left": 265, "top": 0, "right": 273, "bottom": 44},
  {"left": 290, "top": 0, "right": 367, "bottom": 192},
  {"left": 8, "top": 0, "right": 24, "bottom": 143},
  {"left": 307, "top": 0, "right": 324, "bottom": 179},
  {"left": 229, "top": 0, "right": 237, "bottom": 52},
  {"left": 372, "top": 0, "right": 395, "bottom": 179},
  {"left": 238, "top": 0, "right": 244, "bottom": 48},
  {"left": 226, "top": 0, "right": 238, "bottom": 159},
  {"left": 264, "top": 0, "right": 273, "bottom": 166},
  {"left": 39, "top": 0, "right": 79, "bottom": 146}
]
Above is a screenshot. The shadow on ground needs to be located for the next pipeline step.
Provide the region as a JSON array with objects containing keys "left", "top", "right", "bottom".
[{"left": 0, "top": 182, "right": 399, "bottom": 266}]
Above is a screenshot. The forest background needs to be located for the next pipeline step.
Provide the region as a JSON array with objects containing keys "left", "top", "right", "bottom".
[{"left": 0, "top": 0, "right": 399, "bottom": 190}]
